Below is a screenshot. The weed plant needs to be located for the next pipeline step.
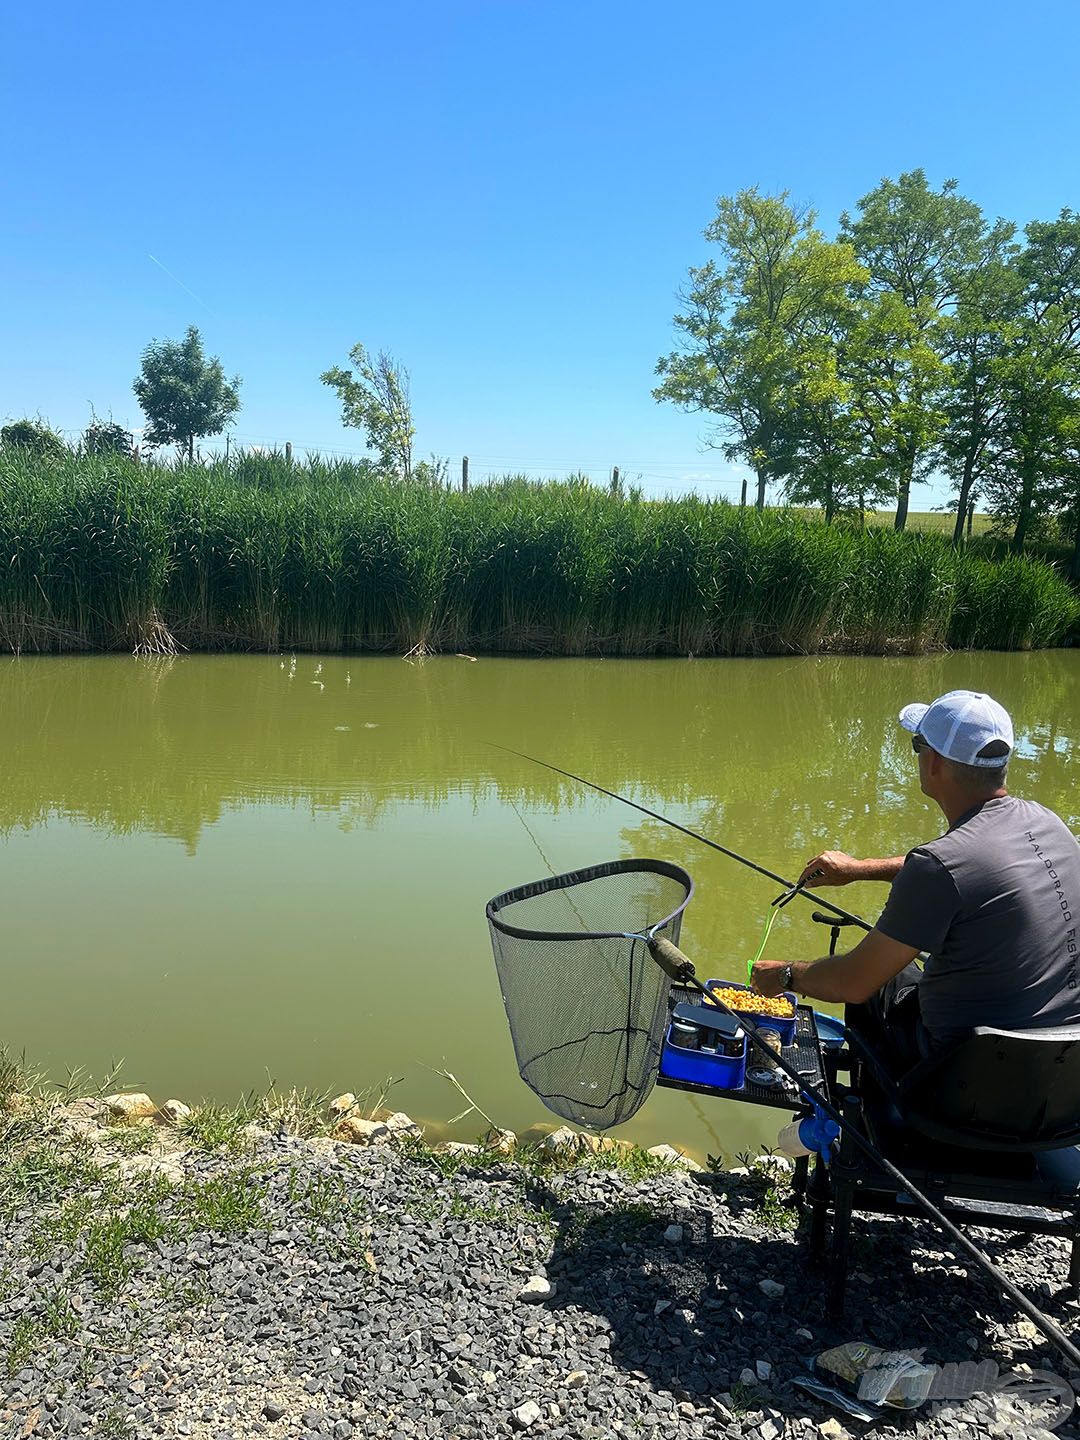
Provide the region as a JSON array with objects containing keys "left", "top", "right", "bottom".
[{"left": 0, "top": 452, "right": 1076, "bottom": 654}]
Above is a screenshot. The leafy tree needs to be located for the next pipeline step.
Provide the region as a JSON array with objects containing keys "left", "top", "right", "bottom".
[
  {"left": 985, "top": 212, "right": 1080, "bottom": 552},
  {"left": 781, "top": 346, "right": 891, "bottom": 524},
  {"left": 0, "top": 418, "right": 67, "bottom": 458},
  {"left": 841, "top": 171, "right": 1004, "bottom": 530},
  {"left": 938, "top": 245, "right": 1019, "bottom": 542},
  {"left": 655, "top": 190, "right": 864, "bottom": 509},
  {"left": 133, "top": 325, "right": 241, "bottom": 462},
  {"left": 321, "top": 344, "right": 414, "bottom": 481},
  {"left": 83, "top": 418, "right": 134, "bottom": 457}
]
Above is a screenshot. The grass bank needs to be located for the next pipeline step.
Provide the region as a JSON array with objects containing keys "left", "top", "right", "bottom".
[{"left": 1, "top": 452, "right": 1076, "bottom": 654}]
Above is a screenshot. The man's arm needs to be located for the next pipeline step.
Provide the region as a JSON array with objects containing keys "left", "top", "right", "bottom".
[
  {"left": 799, "top": 851, "right": 906, "bottom": 886},
  {"left": 752, "top": 929, "right": 921, "bottom": 1006}
]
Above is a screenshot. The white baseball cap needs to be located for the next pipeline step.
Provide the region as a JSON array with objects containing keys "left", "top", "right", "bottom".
[{"left": 898, "top": 689, "right": 1014, "bottom": 767}]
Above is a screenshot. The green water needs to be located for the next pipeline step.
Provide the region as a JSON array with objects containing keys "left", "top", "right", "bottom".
[{"left": 2, "top": 651, "right": 1078, "bottom": 1162}]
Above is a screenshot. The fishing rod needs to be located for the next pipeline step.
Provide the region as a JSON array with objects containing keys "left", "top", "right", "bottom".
[
  {"left": 489, "top": 745, "right": 1080, "bottom": 1372},
  {"left": 487, "top": 743, "right": 873, "bottom": 933},
  {"left": 646, "top": 934, "right": 1080, "bottom": 1375}
]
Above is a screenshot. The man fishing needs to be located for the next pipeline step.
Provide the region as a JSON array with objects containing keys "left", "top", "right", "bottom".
[{"left": 750, "top": 689, "right": 1080, "bottom": 1073}]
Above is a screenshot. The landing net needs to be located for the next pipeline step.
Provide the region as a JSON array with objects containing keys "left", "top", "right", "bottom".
[{"left": 486, "top": 858, "right": 693, "bottom": 1129}]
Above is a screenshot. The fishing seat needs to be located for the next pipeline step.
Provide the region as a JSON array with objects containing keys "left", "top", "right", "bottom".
[{"left": 806, "top": 1022, "right": 1080, "bottom": 1321}]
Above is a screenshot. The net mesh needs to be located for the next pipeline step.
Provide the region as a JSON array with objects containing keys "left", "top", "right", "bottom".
[{"left": 486, "top": 858, "right": 693, "bottom": 1129}]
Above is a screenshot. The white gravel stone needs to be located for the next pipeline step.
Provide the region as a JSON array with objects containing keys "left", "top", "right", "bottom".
[
  {"left": 755, "top": 1359, "right": 772, "bottom": 1381},
  {"left": 663, "top": 1224, "right": 684, "bottom": 1244},
  {"left": 795, "top": 1326, "right": 813, "bottom": 1341},
  {"left": 817, "top": 1421, "right": 849, "bottom": 1440},
  {"left": 517, "top": 1276, "right": 555, "bottom": 1303},
  {"left": 565, "top": 1371, "right": 587, "bottom": 1388},
  {"left": 758, "top": 1278, "right": 785, "bottom": 1298},
  {"left": 739, "top": 1368, "right": 758, "bottom": 1386},
  {"left": 512, "top": 1400, "right": 542, "bottom": 1429}
]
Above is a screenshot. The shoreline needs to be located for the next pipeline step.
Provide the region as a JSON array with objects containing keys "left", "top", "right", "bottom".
[{"left": 2, "top": 1082, "right": 1077, "bottom": 1440}]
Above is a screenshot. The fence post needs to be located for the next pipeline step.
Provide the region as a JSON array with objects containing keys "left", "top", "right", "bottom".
[
  {"left": 740, "top": 478, "right": 747, "bottom": 508},
  {"left": 285, "top": 441, "right": 293, "bottom": 464},
  {"left": 612, "top": 466, "right": 619, "bottom": 487},
  {"left": 462, "top": 456, "right": 469, "bottom": 493}
]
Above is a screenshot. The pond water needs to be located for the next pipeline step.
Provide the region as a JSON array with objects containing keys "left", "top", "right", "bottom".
[{"left": 2, "top": 650, "right": 1078, "bottom": 1162}]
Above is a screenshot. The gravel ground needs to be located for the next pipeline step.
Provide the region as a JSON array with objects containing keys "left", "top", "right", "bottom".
[{"left": 0, "top": 1104, "right": 1078, "bottom": 1440}]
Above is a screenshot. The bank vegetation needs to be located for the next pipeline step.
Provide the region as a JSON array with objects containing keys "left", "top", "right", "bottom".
[{"left": 1, "top": 452, "right": 1076, "bottom": 657}]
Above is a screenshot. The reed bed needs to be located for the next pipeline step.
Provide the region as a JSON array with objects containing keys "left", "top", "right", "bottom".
[{"left": 0, "top": 452, "right": 1076, "bottom": 655}]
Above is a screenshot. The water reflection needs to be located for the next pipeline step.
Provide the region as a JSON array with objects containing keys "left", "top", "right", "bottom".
[{"left": 1, "top": 651, "right": 1077, "bottom": 1159}]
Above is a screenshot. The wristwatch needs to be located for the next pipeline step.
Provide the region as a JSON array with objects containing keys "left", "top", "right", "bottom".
[{"left": 780, "top": 964, "right": 794, "bottom": 994}]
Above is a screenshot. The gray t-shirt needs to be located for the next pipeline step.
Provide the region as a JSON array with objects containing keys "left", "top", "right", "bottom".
[{"left": 876, "top": 795, "right": 1080, "bottom": 1042}]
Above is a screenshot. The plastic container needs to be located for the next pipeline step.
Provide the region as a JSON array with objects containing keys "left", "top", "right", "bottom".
[
  {"left": 777, "top": 1112, "right": 841, "bottom": 1160},
  {"left": 660, "top": 1018, "right": 747, "bottom": 1090},
  {"left": 706, "top": 979, "right": 798, "bottom": 1046}
]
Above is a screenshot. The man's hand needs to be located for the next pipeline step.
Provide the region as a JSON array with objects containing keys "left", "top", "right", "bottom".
[
  {"left": 798, "top": 850, "right": 863, "bottom": 887},
  {"left": 750, "top": 960, "right": 791, "bottom": 998}
]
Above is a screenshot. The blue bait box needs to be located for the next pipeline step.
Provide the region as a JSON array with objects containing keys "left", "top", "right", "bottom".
[
  {"left": 659, "top": 1005, "right": 747, "bottom": 1090},
  {"left": 705, "top": 979, "right": 798, "bottom": 1047}
]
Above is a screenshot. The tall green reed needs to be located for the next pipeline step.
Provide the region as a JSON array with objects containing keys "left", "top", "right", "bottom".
[{"left": 0, "top": 453, "right": 1075, "bottom": 655}]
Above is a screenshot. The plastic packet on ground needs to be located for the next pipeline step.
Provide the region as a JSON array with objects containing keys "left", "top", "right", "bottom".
[{"left": 815, "top": 1341, "right": 934, "bottom": 1411}]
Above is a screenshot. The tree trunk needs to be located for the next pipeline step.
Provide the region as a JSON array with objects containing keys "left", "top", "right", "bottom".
[
  {"left": 952, "top": 449, "right": 979, "bottom": 545},
  {"left": 894, "top": 458, "right": 913, "bottom": 532},
  {"left": 187, "top": 434, "right": 194, "bottom": 464},
  {"left": 824, "top": 474, "right": 835, "bottom": 526},
  {"left": 755, "top": 468, "right": 767, "bottom": 510},
  {"left": 1011, "top": 457, "right": 1037, "bottom": 553}
]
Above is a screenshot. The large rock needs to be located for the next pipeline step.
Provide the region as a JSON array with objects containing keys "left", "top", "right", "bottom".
[
  {"left": 102, "top": 1092, "right": 157, "bottom": 1124},
  {"left": 327, "top": 1093, "right": 357, "bottom": 1118},
  {"left": 380, "top": 1111, "right": 423, "bottom": 1134},
  {"left": 157, "top": 1099, "right": 191, "bottom": 1126},
  {"left": 647, "top": 1144, "right": 703, "bottom": 1172},
  {"left": 517, "top": 1276, "right": 556, "bottom": 1303},
  {"left": 540, "top": 1126, "right": 581, "bottom": 1154},
  {"left": 439, "top": 1142, "right": 482, "bottom": 1157},
  {"left": 483, "top": 1127, "right": 518, "bottom": 1155},
  {"left": 331, "top": 1116, "right": 392, "bottom": 1146}
]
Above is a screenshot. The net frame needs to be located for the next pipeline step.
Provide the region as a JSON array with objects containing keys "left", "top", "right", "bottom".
[{"left": 487, "top": 858, "right": 694, "bottom": 1128}]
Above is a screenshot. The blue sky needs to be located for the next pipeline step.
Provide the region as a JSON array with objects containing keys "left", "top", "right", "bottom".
[{"left": 3, "top": 1, "right": 1079, "bottom": 506}]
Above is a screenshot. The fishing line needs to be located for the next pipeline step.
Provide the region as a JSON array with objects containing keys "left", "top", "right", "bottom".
[{"left": 486, "top": 743, "right": 873, "bottom": 933}]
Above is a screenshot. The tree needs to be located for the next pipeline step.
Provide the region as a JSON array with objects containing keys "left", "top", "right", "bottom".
[
  {"left": 781, "top": 345, "right": 891, "bottom": 524},
  {"left": 0, "top": 418, "right": 67, "bottom": 458},
  {"left": 321, "top": 344, "right": 414, "bottom": 481},
  {"left": 83, "top": 418, "right": 134, "bottom": 457},
  {"left": 133, "top": 325, "right": 241, "bottom": 461},
  {"left": 985, "top": 212, "right": 1080, "bottom": 552},
  {"left": 654, "top": 190, "right": 864, "bottom": 508},
  {"left": 937, "top": 246, "right": 1019, "bottom": 542},
  {"left": 840, "top": 171, "right": 1004, "bottom": 529}
]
